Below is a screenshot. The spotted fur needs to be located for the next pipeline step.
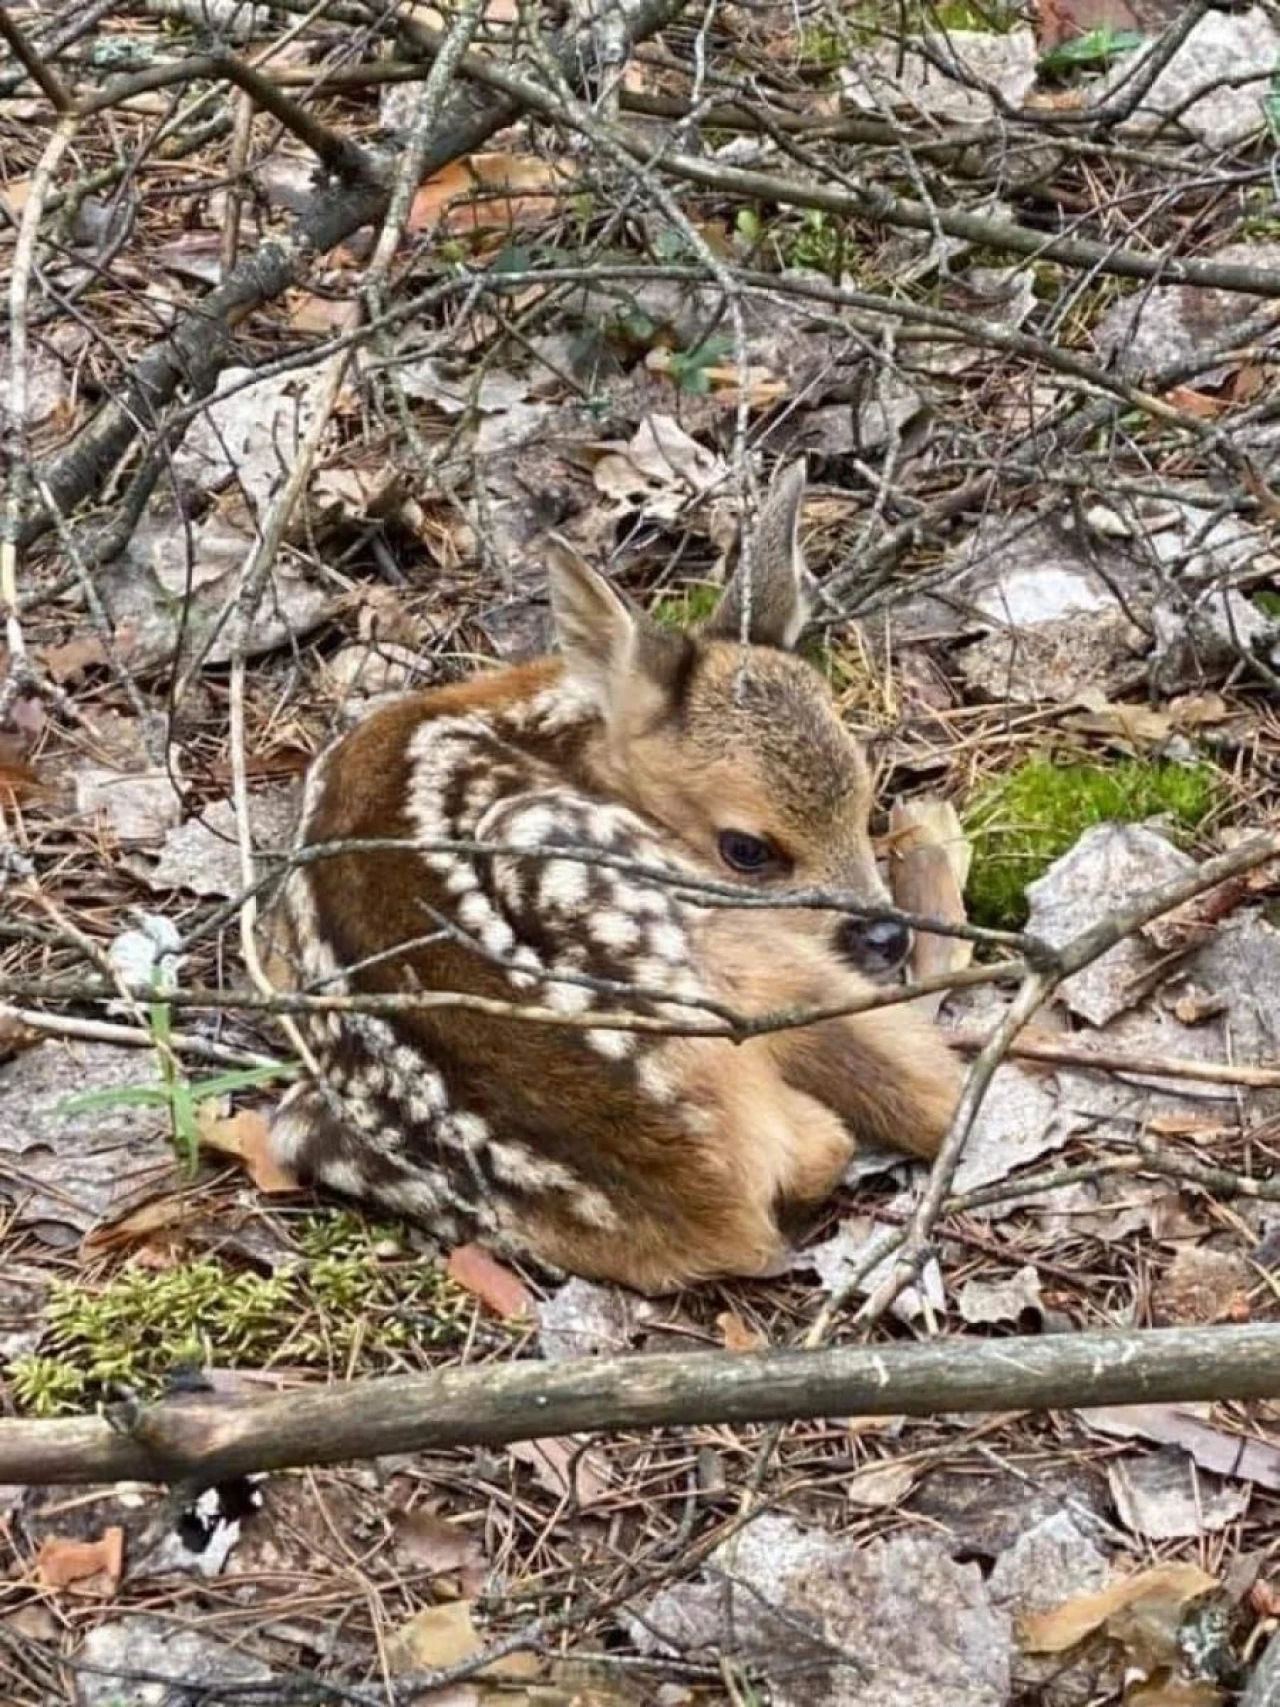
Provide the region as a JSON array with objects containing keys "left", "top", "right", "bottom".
[{"left": 263, "top": 463, "right": 961, "bottom": 1292}]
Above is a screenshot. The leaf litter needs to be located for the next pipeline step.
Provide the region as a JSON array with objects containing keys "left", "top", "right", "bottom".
[{"left": 7, "top": 0, "right": 1280, "bottom": 1702}]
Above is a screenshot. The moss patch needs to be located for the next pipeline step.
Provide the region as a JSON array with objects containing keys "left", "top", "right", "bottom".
[
  {"left": 6, "top": 1213, "right": 491, "bottom": 1416},
  {"left": 650, "top": 582, "right": 722, "bottom": 630},
  {"left": 965, "top": 756, "right": 1221, "bottom": 930}
]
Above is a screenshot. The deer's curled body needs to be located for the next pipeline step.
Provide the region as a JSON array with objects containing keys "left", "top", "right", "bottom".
[{"left": 265, "top": 466, "right": 961, "bottom": 1293}]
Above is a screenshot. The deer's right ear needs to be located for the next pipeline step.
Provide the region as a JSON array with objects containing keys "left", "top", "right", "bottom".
[
  {"left": 547, "top": 536, "right": 638, "bottom": 708},
  {"left": 547, "top": 537, "right": 689, "bottom": 724}
]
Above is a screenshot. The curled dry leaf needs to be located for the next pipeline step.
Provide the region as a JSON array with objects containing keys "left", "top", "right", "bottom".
[
  {"left": 508, "top": 1435, "right": 611, "bottom": 1507},
  {"left": 387, "top": 1598, "right": 539, "bottom": 1681},
  {"left": 392, "top": 1509, "right": 487, "bottom": 1593},
  {"left": 408, "top": 153, "right": 572, "bottom": 237},
  {"left": 1019, "top": 1561, "right": 1218, "bottom": 1654},
  {"left": 446, "top": 1243, "right": 533, "bottom": 1320},
  {"left": 35, "top": 1528, "right": 125, "bottom": 1596},
  {"left": 717, "top": 1308, "right": 767, "bottom": 1352},
  {"left": 846, "top": 1458, "right": 918, "bottom": 1509},
  {"left": 1108, "top": 1448, "right": 1249, "bottom": 1541},
  {"left": 1081, "top": 1404, "right": 1280, "bottom": 1492},
  {"left": 197, "top": 1107, "right": 298, "bottom": 1194},
  {"left": 889, "top": 798, "right": 972, "bottom": 1019}
]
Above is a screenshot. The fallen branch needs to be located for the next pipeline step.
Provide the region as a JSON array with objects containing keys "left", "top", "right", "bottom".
[
  {"left": 4, "top": 1325, "right": 1280, "bottom": 1490},
  {"left": 951, "top": 1028, "right": 1280, "bottom": 1091},
  {"left": 25, "top": 0, "right": 689, "bottom": 544}
]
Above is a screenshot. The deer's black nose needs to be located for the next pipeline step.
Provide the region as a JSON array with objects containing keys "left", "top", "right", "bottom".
[{"left": 837, "top": 915, "right": 912, "bottom": 977}]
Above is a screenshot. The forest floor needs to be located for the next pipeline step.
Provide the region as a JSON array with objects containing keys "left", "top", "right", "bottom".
[{"left": 5, "top": 0, "right": 1280, "bottom": 1702}]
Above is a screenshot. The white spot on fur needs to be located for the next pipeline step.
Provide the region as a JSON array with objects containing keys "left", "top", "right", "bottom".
[
  {"left": 503, "top": 803, "right": 554, "bottom": 849},
  {"left": 646, "top": 920, "right": 686, "bottom": 962},
  {"left": 547, "top": 977, "right": 593, "bottom": 1016},
  {"left": 589, "top": 908, "right": 640, "bottom": 951},
  {"left": 487, "top": 1142, "right": 584, "bottom": 1195},
  {"left": 541, "top": 857, "right": 589, "bottom": 911},
  {"left": 452, "top": 1110, "right": 490, "bottom": 1150},
  {"left": 636, "top": 1052, "right": 678, "bottom": 1104},
  {"left": 588, "top": 1025, "right": 636, "bottom": 1061},
  {"left": 315, "top": 1156, "right": 368, "bottom": 1197}
]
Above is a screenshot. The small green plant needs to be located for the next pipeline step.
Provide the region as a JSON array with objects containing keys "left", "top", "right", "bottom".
[
  {"left": 965, "top": 756, "right": 1221, "bottom": 930},
  {"left": 782, "top": 208, "right": 851, "bottom": 278},
  {"left": 60, "top": 1056, "right": 294, "bottom": 1176},
  {"left": 651, "top": 582, "right": 723, "bottom": 628},
  {"left": 6, "top": 1214, "right": 486, "bottom": 1416},
  {"left": 1037, "top": 27, "right": 1145, "bottom": 76},
  {"left": 666, "top": 335, "right": 733, "bottom": 395}
]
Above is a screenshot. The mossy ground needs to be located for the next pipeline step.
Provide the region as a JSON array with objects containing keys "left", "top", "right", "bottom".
[
  {"left": 964, "top": 755, "right": 1222, "bottom": 930},
  {"left": 7, "top": 1213, "right": 492, "bottom": 1417}
]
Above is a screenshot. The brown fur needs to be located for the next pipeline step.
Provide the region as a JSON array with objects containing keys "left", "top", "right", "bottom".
[{"left": 264, "top": 464, "right": 962, "bottom": 1293}]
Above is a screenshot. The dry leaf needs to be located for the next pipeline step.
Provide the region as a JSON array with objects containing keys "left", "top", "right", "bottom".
[
  {"left": 393, "top": 1507, "right": 487, "bottom": 1581},
  {"left": 1152, "top": 1245, "right": 1253, "bottom": 1327},
  {"left": 716, "top": 1308, "right": 766, "bottom": 1352},
  {"left": 38, "top": 635, "right": 110, "bottom": 683},
  {"left": 387, "top": 1600, "right": 537, "bottom": 1681},
  {"left": 1167, "top": 385, "right": 1229, "bottom": 419},
  {"left": 81, "top": 1192, "right": 193, "bottom": 1257},
  {"left": 446, "top": 1244, "right": 533, "bottom": 1320},
  {"left": 1081, "top": 1404, "right": 1280, "bottom": 1491},
  {"left": 35, "top": 1528, "right": 124, "bottom": 1596},
  {"left": 0, "top": 747, "right": 49, "bottom": 804},
  {"left": 888, "top": 798, "right": 972, "bottom": 1017},
  {"left": 846, "top": 1459, "right": 917, "bottom": 1509},
  {"left": 198, "top": 1106, "right": 298, "bottom": 1194},
  {"left": 287, "top": 293, "right": 360, "bottom": 334},
  {"left": 408, "top": 154, "right": 571, "bottom": 236},
  {"left": 508, "top": 1435, "right": 611, "bottom": 1506},
  {"left": 1019, "top": 1562, "right": 1217, "bottom": 1654}
]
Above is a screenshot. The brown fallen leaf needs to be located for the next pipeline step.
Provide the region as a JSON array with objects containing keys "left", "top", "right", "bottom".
[
  {"left": 1166, "top": 385, "right": 1229, "bottom": 420},
  {"left": 198, "top": 1106, "right": 298, "bottom": 1194},
  {"left": 887, "top": 798, "right": 972, "bottom": 1017},
  {"left": 0, "top": 749, "right": 48, "bottom": 804},
  {"left": 1019, "top": 1562, "right": 1217, "bottom": 1654},
  {"left": 717, "top": 1308, "right": 766, "bottom": 1352},
  {"left": 35, "top": 1528, "right": 125, "bottom": 1596},
  {"left": 286, "top": 292, "right": 360, "bottom": 334},
  {"left": 508, "top": 1435, "right": 611, "bottom": 1507},
  {"left": 408, "top": 154, "right": 572, "bottom": 237},
  {"left": 392, "top": 1506, "right": 487, "bottom": 1585},
  {"left": 446, "top": 1243, "right": 533, "bottom": 1320},
  {"left": 387, "top": 1599, "right": 539, "bottom": 1681},
  {"left": 37, "top": 635, "right": 110, "bottom": 684},
  {"left": 81, "top": 1192, "right": 193, "bottom": 1258}
]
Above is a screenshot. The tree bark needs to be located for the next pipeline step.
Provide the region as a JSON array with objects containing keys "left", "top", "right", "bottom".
[{"left": 3, "top": 1325, "right": 1280, "bottom": 1490}]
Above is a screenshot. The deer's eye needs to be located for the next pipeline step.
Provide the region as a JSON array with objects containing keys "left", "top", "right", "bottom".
[{"left": 718, "top": 830, "right": 778, "bottom": 874}]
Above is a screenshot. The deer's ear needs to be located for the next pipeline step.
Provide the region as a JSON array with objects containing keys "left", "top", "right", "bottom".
[
  {"left": 703, "top": 460, "right": 813, "bottom": 650},
  {"left": 547, "top": 536, "right": 690, "bottom": 723}
]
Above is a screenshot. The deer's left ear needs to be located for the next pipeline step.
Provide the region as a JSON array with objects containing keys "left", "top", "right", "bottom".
[
  {"left": 547, "top": 536, "right": 690, "bottom": 724},
  {"left": 702, "top": 460, "right": 813, "bottom": 650}
]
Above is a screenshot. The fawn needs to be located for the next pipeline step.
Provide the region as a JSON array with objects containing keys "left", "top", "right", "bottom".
[{"left": 264, "top": 463, "right": 961, "bottom": 1293}]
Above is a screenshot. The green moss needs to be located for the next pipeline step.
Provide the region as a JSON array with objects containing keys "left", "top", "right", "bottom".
[
  {"left": 650, "top": 582, "right": 723, "bottom": 629},
  {"left": 5, "top": 1213, "right": 493, "bottom": 1417},
  {"left": 964, "top": 756, "right": 1221, "bottom": 930},
  {"left": 1252, "top": 589, "right": 1280, "bottom": 620}
]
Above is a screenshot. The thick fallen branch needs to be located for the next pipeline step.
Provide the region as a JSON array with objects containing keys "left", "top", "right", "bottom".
[{"left": 4, "top": 1325, "right": 1280, "bottom": 1490}]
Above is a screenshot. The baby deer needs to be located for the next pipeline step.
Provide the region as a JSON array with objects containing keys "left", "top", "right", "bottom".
[{"left": 265, "top": 464, "right": 960, "bottom": 1293}]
